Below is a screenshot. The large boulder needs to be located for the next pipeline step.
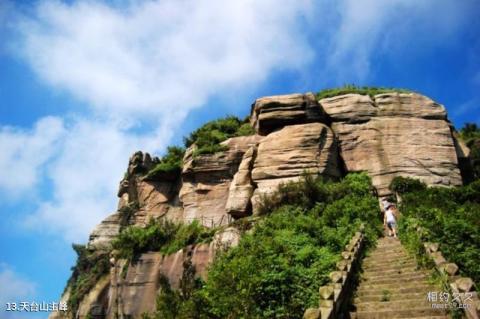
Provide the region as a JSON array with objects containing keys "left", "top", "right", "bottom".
[
  {"left": 87, "top": 213, "right": 123, "bottom": 249},
  {"left": 180, "top": 135, "right": 262, "bottom": 226},
  {"left": 319, "top": 93, "right": 376, "bottom": 122},
  {"left": 251, "top": 122, "right": 341, "bottom": 213},
  {"left": 319, "top": 92, "right": 447, "bottom": 123},
  {"left": 250, "top": 92, "right": 327, "bottom": 135},
  {"left": 325, "top": 93, "right": 462, "bottom": 195},
  {"left": 225, "top": 146, "right": 256, "bottom": 218}
]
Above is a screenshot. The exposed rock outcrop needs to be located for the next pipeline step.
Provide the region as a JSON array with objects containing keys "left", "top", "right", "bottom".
[
  {"left": 251, "top": 122, "right": 341, "bottom": 212},
  {"left": 88, "top": 213, "right": 123, "bottom": 249},
  {"left": 180, "top": 135, "right": 261, "bottom": 226},
  {"left": 225, "top": 146, "right": 256, "bottom": 218},
  {"left": 320, "top": 93, "right": 462, "bottom": 195},
  {"left": 106, "top": 228, "right": 239, "bottom": 319},
  {"left": 250, "top": 92, "right": 327, "bottom": 135}
]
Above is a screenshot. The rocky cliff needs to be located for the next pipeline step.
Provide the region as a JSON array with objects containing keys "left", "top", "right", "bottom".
[{"left": 51, "top": 90, "right": 470, "bottom": 319}]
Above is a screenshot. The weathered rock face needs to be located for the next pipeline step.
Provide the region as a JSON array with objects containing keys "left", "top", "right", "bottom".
[
  {"left": 251, "top": 122, "right": 341, "bottom": 212},
  {"left": 320, "top": 93, "right": 462, "bottom": 195},
  {"left": 133, "top": 180, "right": 183, "bottom": 226},
  {"left": 88, "top": 213, "right": 123, "bottom": 249},
  {"left": 180, "top": 135, "right": 262, "bottom": 226},
  {"left": 77, "top": 275, "right": 110, "bottom": 318},
  {"left": 225, "top": 146, "right": 256, "bottom": 218},
  {"left": 106, "top": 229, "right": 239, "bottom": 319},
  {"left": 250, "top": 92, "right": 327, "bottom": 135}
]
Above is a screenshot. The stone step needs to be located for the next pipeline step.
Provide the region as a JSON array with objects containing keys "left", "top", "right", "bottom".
[
  {"left": 366, "top": 253, "right": 409, "bottom": 261},
  {"left": 355, "top": 299, "right": 432, "bottom": 311},
  {"left": 356, "top": 285, "right": 435, "bottom": 297},
  {"left": 375, "top": 239, "right": 402, "bottom": 247},
  {"left": 365, "top": 250, "right": 410, "bottom": 260},
  {"left": 363, "top": 261, "right": 419, "bottom": 272},
  {"left": 368, "top": 247, "right": 407, "bottom": 255},
  {"left": 351, "top": 307, "right": 448, "bottom": 319},
  {"left": 354, "top": 292, "right": 428, "bottom": 303},
  {"left": 374, "top": 242, "right": 403, "bottom": 247},
  {"left": 360, "top": 273, "right": 427, "bottom": 285},
  {"left": 361, "top": 267, "right": 423, "bottom": 278},
  {"left": 363, "top": 259, "right": 416, "bottom": 269},
  {"left": 356, "top": 282, "right": 434, "bottom": 294}
]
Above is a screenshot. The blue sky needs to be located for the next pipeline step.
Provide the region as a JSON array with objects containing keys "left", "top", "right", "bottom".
[{"left": 0, "top": 0, "right": 479, "bottom": 318}]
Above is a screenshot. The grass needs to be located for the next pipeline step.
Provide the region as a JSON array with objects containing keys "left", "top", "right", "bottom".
[
  {"left": 144, "top": 146, "right": 185, "bottom": 180},
  {"left": 183, "top": 116, "right": 254, "bottom": 156},
  {"left": 380, "top": 290, "right": 391, "bottom": 302},
  {"left": 316, "top": 85, "right": 412, "bottom": 100}
]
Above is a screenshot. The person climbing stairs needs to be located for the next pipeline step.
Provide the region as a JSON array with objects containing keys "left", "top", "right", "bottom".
[{"left": 349, "top": 237, "right": 450, "bottom": 319}]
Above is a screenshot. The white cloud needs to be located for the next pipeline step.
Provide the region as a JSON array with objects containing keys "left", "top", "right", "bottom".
[
  {"left": 16, "top": 0, "right": 314, "bottom": 119},
  {"left": 0, "top": 263, "right": 36, "bottom": 319},
  {"left": 26, "top": 117, "right": 173, "bottom": 242},
  {"left": 327, "top": 0, "right": 478, "bottom": 81},
  {"left": 0, "top": 117, "right": 64, "bottom": 198}
]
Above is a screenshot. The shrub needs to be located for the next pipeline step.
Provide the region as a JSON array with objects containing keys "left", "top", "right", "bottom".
[
  {"left": 397, "top": 183, "right": 480, "bottom": 284},
  {"left": 118, "top": 201, "right": 139, "bottom": 224},
  {"left": 183, "top": 116, "right": 255, "bottom": 156},
  {"left": 389, "top": 176, "right": 427, "bottom": 194},
  {"left": 144, "top": 146, "right": 185, "bottom": 180},
  {"left": 112, "top": 219, "right": 216, "bottom": 261},
  {"left": 316, "top": 85, "right": 412, "bottom": 100},
  {"left": 67, "top": 245, "right": 111, "bottom": 316},
  {"left": 459, "top": 122, "right": 480, "bottom": 180},
  {"left": 236, "top": 122, "right": 255, "bottom": 136}
]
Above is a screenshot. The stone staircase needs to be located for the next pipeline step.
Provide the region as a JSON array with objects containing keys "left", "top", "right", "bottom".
[{"left": 350, "top": 237, "right": 450, "bottom": 319}]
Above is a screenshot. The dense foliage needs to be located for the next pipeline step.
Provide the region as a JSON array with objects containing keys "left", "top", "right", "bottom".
[
  {"left": 183, "top": 116, "right": 254, "bottom": 156},
  {"left": 316, "top": 85, "right": 411, "bottom": 100},
  {"left": 459, "top": 122, "right": 480, "bottom": 180},
  {"left": 389, "top": 176, "right": 427, "bottom": 194},
  {"left": 146, "top": 173, "right": 382, "bottom": 319},
  {"left": 67, "top": 244, "right": 111, "bottom": 316},
  {"left": 144, "top": 146, "right": 185, "bottom": 179},
  {"left": 112, "top": 219, "right": 216, "bottom": 261},
  {"left": 393, "top": 178, "right": 480, "bottom": 284}
]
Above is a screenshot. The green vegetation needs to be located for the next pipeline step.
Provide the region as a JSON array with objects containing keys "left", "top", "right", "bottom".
[
  {"left": 183, "top": 116, "right": 254, "bottom": 156},
  {"left": 148, "top": 259, "right": 206, "bottom": 319},
  {"left": 67, "top": 244, "right": 111, "bottom": 316},
  {"left": 392, "top": 177, "right": 480, "bottom": 284},
  {"left": 459, "top": 122, "right": 480, "bottom": 180},
  {"left": 112, "top": 219, "right": 216, "bottom": 261},
  {"left": 316, "top": 85, "right": 412, "bottom": 100},
  {"left": 380, "top": 290, "right": 391, "bottom": 302},
  {"left": 146, "top": 173, "right": 382, "bottom": 318},
  {"left": 389, "top": 176, "right": 427, "bottom": 194},
  {"left": 118, "top": 201, "right": 139, "bottom": 224},
  {"left": 144, "top": 146, "right": 185, "bottom": 180}
]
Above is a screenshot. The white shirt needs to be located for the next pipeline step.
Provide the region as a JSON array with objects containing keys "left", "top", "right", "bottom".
[{"left": 386, "top": 209, "right": 396, "bottom": 223}]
